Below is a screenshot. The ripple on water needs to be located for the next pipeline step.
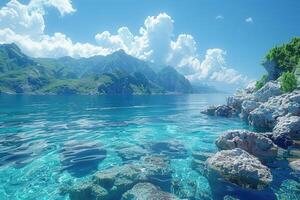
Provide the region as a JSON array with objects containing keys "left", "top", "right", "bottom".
[
  {"left": 60, "top": 140, "right": 107, "bottom": 178},
  {"left": 0, "top": 134, "right": 49, "bottom": 168}
]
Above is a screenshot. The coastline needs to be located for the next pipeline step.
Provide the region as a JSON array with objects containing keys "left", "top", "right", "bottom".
[{"left": 200, "top": 80, "right": 300, "bottom": 198}]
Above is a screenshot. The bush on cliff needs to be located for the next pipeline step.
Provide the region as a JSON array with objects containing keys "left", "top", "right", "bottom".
[
  {"left": 255, "top": 74, "right": 268, "bottom": 90},
  {"left": 264, "top": 37, "right": 300, "bottom": 73},
  {"left": 280, "top": 71, "right": 297, "bottom": 93}
]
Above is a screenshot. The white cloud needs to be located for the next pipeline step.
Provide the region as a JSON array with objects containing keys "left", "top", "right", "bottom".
[
  {"left": 186, "top": 49, "right": 249, "bottom": 85},
  {"left": 0, "top": 0, "right": 249, "bottom": 85},
  {"left": 216, "top": 15, "right": 224, "bottom": 20},
  {"left": 29, "top": 0, "right": 76, "bottom": 16},
  {"left": 245, "top": 17, "right": 253, "bottom": 23},
  {"left": 0, "top": 0, "right": 45, "bottom": 37},
  {"left": 0, "top": 0, "right": 105, "bottom": 58}
]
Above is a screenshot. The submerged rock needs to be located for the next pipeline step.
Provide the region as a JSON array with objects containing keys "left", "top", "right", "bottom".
[
  {"left": 65, "top": 155, "right": 172, "bottom": 200},
  {"left": 117, "top": 145, "right": 148, "bottom": 161},
  {"left": 276, "top": 179, "right": 300, "bottom": 200},
  {"left": 68, "top": 182, "right": 109, "bottom": 200},
  {"left": 204, "top": 148, "right": 272, "bottom": 190},
  {"left": 145, "top": 140, "right": 187, "bottom": 159},
  {"left": 289, "top": 159, "right": 300, "bottom": 173},
  {"left": 272, "top": 116, "right": 300, "bottom": 148},
  {"left": 215, "top": 130, "right": 278, "bottom": 162},
  {"left": 191, "top": 151, "right": 214, "bottom": 175},
  {"left": 121, "top": 182, "right": 180, "bottom": 200},
  {"left": 60, "top": 140, "right": 107, "bottom": 177}
]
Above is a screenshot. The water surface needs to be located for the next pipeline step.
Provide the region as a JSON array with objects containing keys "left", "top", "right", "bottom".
[{"left": 0, "top": 94, "right": 297, "bottom": 200}]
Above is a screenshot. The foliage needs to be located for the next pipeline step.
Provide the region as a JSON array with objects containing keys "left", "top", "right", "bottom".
[
  {"left": 264, "top": 37, "right": 300, "bottom": 72},
  {"left": 255, "top": 74, "right": 268, "bottom": 90},
  {"left": 280, "top": 71, "right": 298, "bottom": 93}
]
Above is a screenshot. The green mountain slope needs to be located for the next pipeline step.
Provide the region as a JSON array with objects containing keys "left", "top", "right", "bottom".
[{"left": 0, "top": 43, "right": 195, "bottom": 95}]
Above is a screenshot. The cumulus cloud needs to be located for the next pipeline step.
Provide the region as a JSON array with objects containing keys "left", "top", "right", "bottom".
[
  {"left": 245, "top": 17, "right": 253, "bottom": 23},
  {"left": 186, "top": 49, "right": 248, "bottom": 85},
  {"left": 29, "top": 0, "right": 76, "bottom": 16},
  {"left": 0, "top": 0, "right": 107, "bottom": 57},
  {"left": 0, "top": 0, "right": 249, "bottom": 85}
]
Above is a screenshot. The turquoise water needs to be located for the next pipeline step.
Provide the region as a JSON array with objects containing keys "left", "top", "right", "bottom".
[{"left": 0, "top": 94, "right": 298, "bottom": 200}]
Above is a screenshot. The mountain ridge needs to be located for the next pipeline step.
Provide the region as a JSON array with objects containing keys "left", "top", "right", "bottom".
[{"left": 0, "top": 43, "right": 216, "bottom": 95}]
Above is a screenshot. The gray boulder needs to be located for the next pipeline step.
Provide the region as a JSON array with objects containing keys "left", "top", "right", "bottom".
[
  {"left": 248, "top": 107, "right": 276, "bottom": 131},
  {"left": 272, "top": 115, "right": 300, "bottom": 148},
  {"left": 249, "top": 90, "right": 300, "bottom": 131},
  {"left": 205, "top": 148, "right": 272, "bottom": 190},
  {"left": 215, "top": 130, "right": 278, "bottom": 162},
  {"left": 254, "top": 81, "right": 282, "bottom": 102},
  {"left": 240, "top": 100, "right": 260, "bottom": 120},
  {"left": 201, "top": 105, "right": 218, "bottom": 116},
  {"left": 121, "top": 182, "right": 180, "bottom": 200},
  {"left": 227, "top": 96, "right": 243, "bottom": 111},
  {"left": 202, "top": 105, "right": 238, "bottom": 117}
]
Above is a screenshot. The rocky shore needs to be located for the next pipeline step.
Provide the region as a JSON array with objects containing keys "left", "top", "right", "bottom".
[{"left": 201, "top": 81, "right": 300, "bottom": 198}]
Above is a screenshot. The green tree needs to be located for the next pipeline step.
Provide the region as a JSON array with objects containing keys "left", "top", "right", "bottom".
[
  {"left": 264, "top": 37, "right": 300, "bottom": 73},
  {"left": 280, "top": 71, "right": 298, "bottom": 93}
]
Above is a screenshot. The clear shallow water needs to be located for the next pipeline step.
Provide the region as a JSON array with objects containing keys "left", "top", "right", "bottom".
[{"left": 0, "top": 94, "right": 298, "bottom": 200}]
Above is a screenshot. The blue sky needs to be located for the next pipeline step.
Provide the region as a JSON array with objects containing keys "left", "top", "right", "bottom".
[{"left": 0, "top": 0, "right": 300, "bottom": 89}]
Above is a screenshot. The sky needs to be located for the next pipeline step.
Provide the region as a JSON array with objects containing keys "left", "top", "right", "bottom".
[{"left": 0, "top": 0, "right": 299, "bottom": 90}]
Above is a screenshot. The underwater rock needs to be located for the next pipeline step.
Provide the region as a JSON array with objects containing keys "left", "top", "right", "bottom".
[
  {"left": 276, "top": 179, "right": 300, "bottom": 200},
  {"left": 223, "top": 195, "right": 240, "bottom": 200},
  {"left": 289, "top": 159, "right": 300, "bottom": 173},
  {"left": 205, "top": 148, "right": 272, "bottom": 190},
  {"left": 272, "top": 115, "right": 300, "bottom": 148},
  {"left": 66, "top": 155, "right": 172, "bottom": 200},
  {"left": 191, "top": 151, "right": 214, "bottom": 175},
  {"left": 68, "top": 181, "right": 110, "bottom": 200},
  {"left": 117, "top": 145, "right": 148, "bottom": 161},
  {"left": 60, "top": 140, "right": 107, "bottom": 177},
  {"left": 121, "top": 182, "right": 180, "bottom": 200},
  {"left": 145, "top": 140, "right": 188, "bottom": 159},
  {"left": 215, "top": 130, "right": 278, "bottom": 162}
]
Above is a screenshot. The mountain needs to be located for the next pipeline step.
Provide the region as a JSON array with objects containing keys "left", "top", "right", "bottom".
[
  {"left": 0, "top": 43, "right": 195, "bottom": 95},
  {"left": 157, "top": 66, "right": 193, "bottom": 94}
]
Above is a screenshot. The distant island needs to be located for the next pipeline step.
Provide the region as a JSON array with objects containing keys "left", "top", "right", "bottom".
[{"left": 0, "top": 43, "right": 219, "bottom": 95}]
